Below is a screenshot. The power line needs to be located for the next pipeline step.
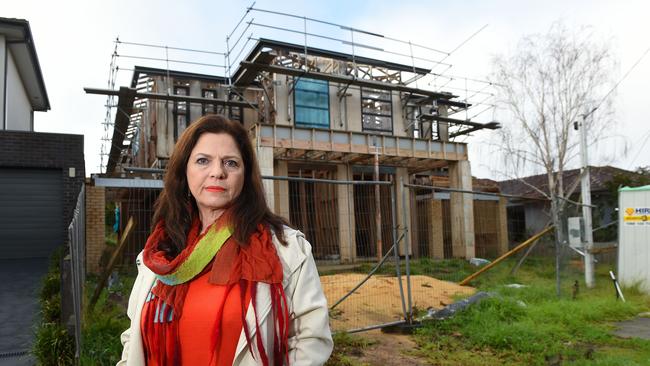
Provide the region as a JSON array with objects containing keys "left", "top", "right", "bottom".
[
  {"left": 589, "top": 46, "right": 650, "bottom": 117},
  {"left": 628, "top": 129, "right": 650, "bottom": 169}
]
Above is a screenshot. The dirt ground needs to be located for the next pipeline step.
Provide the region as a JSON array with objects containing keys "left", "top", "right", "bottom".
[
  {"left": 348, "top": 330, "right": 430, "bottom": 366},
  {"left": 321, "top": 273, "right": 475, "bottom": 331}
]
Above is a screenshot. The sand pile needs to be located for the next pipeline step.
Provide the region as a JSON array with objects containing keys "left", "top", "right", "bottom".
[{"left": 321, "top": 273, "right": 475, "bottom": 331}]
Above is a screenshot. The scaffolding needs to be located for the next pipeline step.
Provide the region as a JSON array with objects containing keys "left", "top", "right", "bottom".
[{"left": 92, "top": 5, "right": 498, "bottom": 174}]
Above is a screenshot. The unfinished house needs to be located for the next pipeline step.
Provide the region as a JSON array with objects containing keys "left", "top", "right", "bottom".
[{"left": 90, "top": 37, "right": 508, "bottom": 264}]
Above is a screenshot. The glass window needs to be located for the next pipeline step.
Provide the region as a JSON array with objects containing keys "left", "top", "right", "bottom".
[
  {"left": 202, "top": 89, "right": 217, "bottom": 115},
  {"left": 294, "top": 78, "right": 330, "bottom": 129},
  {"left": 361, "top": 88, "right": 392, "bottom": 132},
  {"left": 226, "top": 92, "right": 243, "bottom": 123},
  {"left": 173, "top": 86, "right": 189, "bottom": 138},
  {"left": 229, "top": 105, "right": 242, "bottom": 122}
]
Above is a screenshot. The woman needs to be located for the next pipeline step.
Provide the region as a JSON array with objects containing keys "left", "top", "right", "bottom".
[{"left": 118, "top": 115, "right": 333, "bottom": 365}]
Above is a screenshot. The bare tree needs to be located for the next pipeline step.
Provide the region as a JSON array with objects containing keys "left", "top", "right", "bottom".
[{"left": 490, "top": 21, "right": 618, "bottom": 294}]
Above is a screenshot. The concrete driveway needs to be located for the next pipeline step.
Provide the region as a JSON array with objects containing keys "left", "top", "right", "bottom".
[{"left": 0, "top": 258, "right": 48, "bottom": 365}]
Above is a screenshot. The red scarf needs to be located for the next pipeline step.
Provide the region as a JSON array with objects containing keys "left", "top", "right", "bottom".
[{"left": 142, "top": 215, "right": 290, "bottom": 365}]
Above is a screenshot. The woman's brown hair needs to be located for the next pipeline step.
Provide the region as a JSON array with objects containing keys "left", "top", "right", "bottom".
[{"left": 152, "top": 114, "right": 289, "bottom": 256}]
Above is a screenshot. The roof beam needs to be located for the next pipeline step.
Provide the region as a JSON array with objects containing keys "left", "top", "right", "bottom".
[
  {"left": 84, "top": 87, "right": 258, "bottom": 109},
  {"left": 238, "top": 61, "right": 456, "bottom": 100},
  {"left": 106, "top": 87, "right": 136, "bottom": 173},
  {"left": 437, "top": 99, "right": 471, "bottom": 109},
  {"left": 420, "top": 114, "right": 500, "bottom": 129}
]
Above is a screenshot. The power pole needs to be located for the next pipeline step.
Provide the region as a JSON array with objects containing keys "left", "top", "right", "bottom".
[{"left": 578, "top": 111, "right": 596, "bottom": 288}]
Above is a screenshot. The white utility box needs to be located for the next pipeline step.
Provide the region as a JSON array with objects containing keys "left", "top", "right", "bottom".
[
  {"left": 568, "top": 217, "right": 583, "bottom": 248},
  {"left": 618, "top": 185, "right": 650, "bottom": 292}
]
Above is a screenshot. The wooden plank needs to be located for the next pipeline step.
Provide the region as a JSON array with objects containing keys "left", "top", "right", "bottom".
[
  {"left": 88, "top": 217, "right": 136, "bottom": 311},
  {"left": 459, "top": 226, "right": 554, "bottom": 286}
]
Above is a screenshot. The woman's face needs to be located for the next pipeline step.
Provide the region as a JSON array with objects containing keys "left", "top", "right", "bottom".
[{"left": 186, "top": 132, "right": 245, "bottom": 218}]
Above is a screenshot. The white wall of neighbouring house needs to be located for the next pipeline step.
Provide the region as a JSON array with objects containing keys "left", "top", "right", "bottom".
[
  {"left": 524, "top": 202, "right": 551, "bottom": 235},
  {"left": 5, "top": 48, "right": 32, "bottom": 131}
]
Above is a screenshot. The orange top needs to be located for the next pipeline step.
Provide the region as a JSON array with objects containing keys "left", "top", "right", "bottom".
[{"left": 141, "top": 270, "right": 251, "bottom": 365}]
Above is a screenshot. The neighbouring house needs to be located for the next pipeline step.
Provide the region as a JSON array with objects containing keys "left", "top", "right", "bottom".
[
  {"left": 0, "top": 17, "right": 84, "bottom": 260},
  {"left": 87, "top": 37, "right": 508, "bottom": 266},
  {"left": 499, "top": 165, "right": 645, "bottom": 245},
  {"left": 0, "top": 17, "right": 85, "bottom": 361}
]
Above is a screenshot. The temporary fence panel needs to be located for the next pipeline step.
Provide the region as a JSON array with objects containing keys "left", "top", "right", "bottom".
[
  {"left": 112, "top": 187, "right": 161, "bottom": 268},
  {"left": 266, "top": 175, "right": 409, "bottom": 332},
  {"left": 351, "top": 174, "right": 395, "bottom": 260},
  {"left": 287, "top": 170, "right": 341, "bottom": 261},
  {"left": 91, "top": 174, "right": 607, "bottom": 333},
  {"left": 67, "top": 185, "right": 85, "bottom": 364}
]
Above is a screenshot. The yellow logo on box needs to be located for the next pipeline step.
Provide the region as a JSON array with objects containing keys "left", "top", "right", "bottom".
[{"left": 624, "top": 207, "right": 650, "bottom": 225}]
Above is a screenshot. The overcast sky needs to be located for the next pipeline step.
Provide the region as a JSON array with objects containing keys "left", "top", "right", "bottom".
[{"left": 4, "top": 0, "right": 649, "bottom": 179}]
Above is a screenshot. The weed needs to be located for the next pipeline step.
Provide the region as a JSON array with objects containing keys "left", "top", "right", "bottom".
[
  {"left": 325, "top": 333, "right": 375, "bottom": 366},
  {"left": 40, "top": 294, "right": 62, "bottom": 323},
  {"left": 80, "top": 309, "right": 129, "bottom": 365},
  {"left": 79, "top": 272, "right": 134, "bottom": 365},
  {"left": 32, "top": 245, "right": 75, "bottom": 365},
  {"left": 40, "top": 273, "right": 60, "bottom": 301},
  {"left": 32, "top": 322, "right": 74, "bottom": 366},
  {"left": 411, "top": 257, "right": 650, "bottom": 365}
]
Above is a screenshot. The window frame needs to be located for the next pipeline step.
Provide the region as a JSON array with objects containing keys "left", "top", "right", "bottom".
[
  {"left": 201, "top": 88, "right": 218, "bottom": 115},
  {"left": 293, "top": 77, "right": 331, "bottom": 129},
  {"left": 173, "top": 85, "right": 190, "bottom": 139},
  {"left": 226, "top": 92, "right": 244, "bottom": 123},
  {"left": 360, "top": 87, "right": 393, "bottom": 134}
]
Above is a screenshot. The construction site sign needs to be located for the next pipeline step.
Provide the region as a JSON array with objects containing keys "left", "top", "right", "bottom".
[{"left": 623, "top": 207, "right": 650, "bottom": 225}]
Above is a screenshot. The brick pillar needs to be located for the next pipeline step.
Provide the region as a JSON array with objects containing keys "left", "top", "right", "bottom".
[
  {"left": 337, "top": 165, "right": 356, "bottom": 263},
  {"left": 428, "top": 199, "right": 445, "bottom": 259},
  {"left": 274, "top": 160, "right": 290, "bottom": 219},
  {"left": 449, "top": 161, "right": 475, "bottom": 259},
  {"left": 257, "top": 146, "right": 275, "bottom": 209},
  {"left": 85, "top": 185, "right": 105, "bottom": 274},
  {"left": 496, "top": 197, "right": 509, "bottom": 255}
]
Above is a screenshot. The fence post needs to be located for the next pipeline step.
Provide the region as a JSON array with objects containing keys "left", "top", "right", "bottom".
[
  {"left": 374, "top": 140, "right": 382, "bottom": 261},
  {"left": 390, "top": 182, "right": 408, "bottom": 321},
  {"left": 400, "top": 176, "right": 413, "bottom": 322}
]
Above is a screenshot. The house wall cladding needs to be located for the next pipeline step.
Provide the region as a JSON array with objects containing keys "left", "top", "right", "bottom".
[{"left": 0, "top": 131, "right": 85, "bottom": 248}]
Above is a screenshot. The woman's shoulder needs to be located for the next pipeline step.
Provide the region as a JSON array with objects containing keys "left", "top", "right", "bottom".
[{"left": 272, "top": 225, "right": 311, "bottom": 273}]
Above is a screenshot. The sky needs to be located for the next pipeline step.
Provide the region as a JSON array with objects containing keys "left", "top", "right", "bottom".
[{"left": 3, "top": 0, "right": 650, "bottom": 179}]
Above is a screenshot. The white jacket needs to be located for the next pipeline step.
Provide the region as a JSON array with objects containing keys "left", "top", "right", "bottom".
[{"left": 117, "top": 227, "right": 333, "bottom": 365}]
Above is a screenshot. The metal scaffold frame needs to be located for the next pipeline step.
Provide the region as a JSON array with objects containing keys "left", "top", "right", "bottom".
[{"left": 95, "top": 3, "right": 499, "bottom": 174}]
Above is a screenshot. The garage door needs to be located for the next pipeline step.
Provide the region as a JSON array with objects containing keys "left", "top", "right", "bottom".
[{"left": 0, "top": 168, "right": 63, "bottom": 259}]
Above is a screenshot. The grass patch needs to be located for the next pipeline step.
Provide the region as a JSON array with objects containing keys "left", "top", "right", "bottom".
[
  {"left": 325, "top": 332, "right": 376, "bottom": 366},
  {"left": 80, "top": 272, "right": 134, "bottom": 365},
  {"left": 412, "top": 257, "right": 650, "bottom": 365}
]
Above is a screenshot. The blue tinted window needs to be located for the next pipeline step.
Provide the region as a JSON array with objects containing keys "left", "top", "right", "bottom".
[{"left": 294, "top": 78, "right": 329, "bottom": 128}]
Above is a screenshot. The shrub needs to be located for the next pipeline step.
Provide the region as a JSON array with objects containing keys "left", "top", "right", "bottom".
[
  {"left": 80, "top": 273, "right": 133, "bottom": 365},
  {"left": 32, "top": 322, "right": 74, "bottom": 366},
  {"left": 80, "top": 312, "right": 128, "bottom": 365},
  {"left": 33, "top": 245, "right": 75, "bottom": 364}
]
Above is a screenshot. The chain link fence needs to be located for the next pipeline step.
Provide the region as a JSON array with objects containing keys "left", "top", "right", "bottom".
[
  {"left": 268, "top": 175, "right": 409, "bottom": 331},
  {"left": 67, "top": 185, "right": 85, "bottom": 364},
  {"left": 95, "top": 175, "right": 618, "bottom": 333}
]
